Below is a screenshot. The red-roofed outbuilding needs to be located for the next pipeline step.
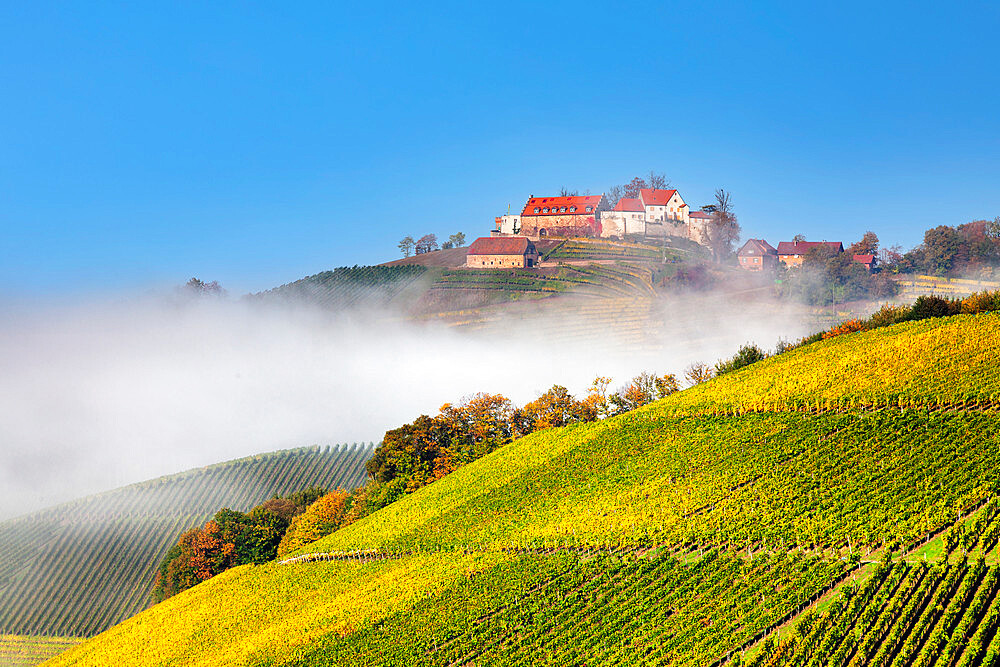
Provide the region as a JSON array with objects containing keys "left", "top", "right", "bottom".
[{"left": 466, "top": 237, "right": 539, "bottom": 268}]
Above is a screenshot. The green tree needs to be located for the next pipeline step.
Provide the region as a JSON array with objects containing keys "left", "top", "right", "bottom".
[
  {"left": 398, "top": 236, "right": 416, "bottom": 257},
  {"left": 448, "top": 232, "right": 466, "bottom": 248}
]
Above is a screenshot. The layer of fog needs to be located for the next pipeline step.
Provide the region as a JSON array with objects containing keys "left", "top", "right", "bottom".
[{"left": 0, "top": 291, "right": 813, "bottom": 521}]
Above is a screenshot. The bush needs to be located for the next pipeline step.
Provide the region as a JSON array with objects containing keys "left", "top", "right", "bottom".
[
  {"left": 961, "top": 290, "right": 1000, "bottom": 314},
  {"left": 822, "top": 320, "right": 867, "bottom": 340},
  {"left": 715, "top": 344, "right": 768, "bottom": 375},
  {"left": 908, "top": 295, "right": 960, "bottom": 320}
]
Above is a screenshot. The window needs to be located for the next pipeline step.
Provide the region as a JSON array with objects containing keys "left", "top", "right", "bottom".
[
  {"left": 569, "top": 206, "right": 577, "bottom": 212},
  {"left": 542, "top": 207, "right": 549, "bottom": 213},
  {"left": 533, "top": 207, "right": 540, "bottom": 213},
  {"left": 559, "top": 206, "right": 567, "bottom": 213},
  {"left": 585, "top": 206, "right": 592, "bottom": 212}
]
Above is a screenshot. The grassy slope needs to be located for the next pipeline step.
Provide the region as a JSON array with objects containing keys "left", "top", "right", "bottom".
[
  {"left": 47, "top": 313, "right": 1000, "bottom": 666},
  {"left": 0, "top": 636, "right": 83, "bottom": 667}
]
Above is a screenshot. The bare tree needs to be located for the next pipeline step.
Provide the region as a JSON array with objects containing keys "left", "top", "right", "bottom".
[
  {"left": 607, "top": 171, "right": 670, "bottom": 207},
  {"left": 606, "top": 184, "right": 624, "bottom": 208},
  {"left": 646, "top": 171, "right": 670, "bottom": 190},
  {"left": 792, "top": 233, "right": 807, "bottom": 243},
  {"left": 558, "top": 187, "right": 579, "bottom": 197},
  {"left": 398, "top": 236, "right": 416, "bottom": 257},
  {"left": 706, "top": 188, "right": 741, "bottom": 262}
]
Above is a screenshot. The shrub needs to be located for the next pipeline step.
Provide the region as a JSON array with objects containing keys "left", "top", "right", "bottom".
[
  {"left": 822, "top": 320, "right": 867, "bottom": 340},
  {"left": 908, "top": 295, "right": 960, "bottom": 320},
  {"left": 715, "top": 344, "right": 768, "bottom": 375},
  {"left": 961, "top": 290, "right": 1000, "bottom": 314}
]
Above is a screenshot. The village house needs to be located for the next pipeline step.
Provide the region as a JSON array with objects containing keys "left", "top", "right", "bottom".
[
  {"left": 776, "top": 241, "right": 845, "bottom": 267},
  {"left": 599, "top": 197, "right": 646, "bottom": 237},
  {"left": 465, "top": 237, "right": 539, "bottom": 269},
  {"left": 853, "top": 254, "right": 876, "bottom": 271},
  {"left": 736, "top": 239, "right": 778, "bottom": 271}
]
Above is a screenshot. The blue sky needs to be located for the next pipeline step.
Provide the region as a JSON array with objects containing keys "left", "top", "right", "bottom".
[{"left": 2, "top": 1, "right": 998, "bottom": 295}]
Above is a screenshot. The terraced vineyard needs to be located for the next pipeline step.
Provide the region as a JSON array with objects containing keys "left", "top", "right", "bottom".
[
  {"left": 544, "top": 238, "right": 668, "bottom": 262},
  {"left": 247, "top": 265, "right": 428, "bottom": 309},
  {"left": 43, "top": 312, "right": 1000, "bottom": 666},
  {"left": 0, "top": 443, "right": 373, "bottom": 639}
]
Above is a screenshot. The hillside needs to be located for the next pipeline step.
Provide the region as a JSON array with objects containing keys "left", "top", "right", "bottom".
[
  {"left": 47, "top": 313, "right": 1000, "bottom": 666},
  {"left": 0, "top": 443, "right": 373, "bottom": 641}
]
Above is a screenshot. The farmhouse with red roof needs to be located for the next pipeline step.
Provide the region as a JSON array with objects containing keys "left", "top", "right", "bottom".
[
  {"left": 776, "top": 241, "right": 845, "bottom": 268},
  {"left": 465, "top": 237, "right": 539, "bottom": 268},
  {"left": 737, "top": 239, "right": 778, "bottom": 271}
]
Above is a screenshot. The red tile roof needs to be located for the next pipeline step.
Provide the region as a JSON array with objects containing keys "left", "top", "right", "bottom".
[
  {"left": 521, "top": 195, "right": 603, "bottom": 217},
  {"left": 612, "top": 197, "right": 644, "bottom": 212},
  {"left": 467, "top": 237, "right": 536, "bottom": 256},
  {"left": 776, "top": 241, "right": 844, "bottom": 255},
  {"left": 689, "top": 211, "right": 713, "bottom": 219},
  {"left": 853, "top": 254, "right": 875, "bottom": 264},
  {"left": 738, "top": 239, "right": 778, "bottom": 256},
  {"left": 639, "top": 189, "right": 678, "bottom": 206}
]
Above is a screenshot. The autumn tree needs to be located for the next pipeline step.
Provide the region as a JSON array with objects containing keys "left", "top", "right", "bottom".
[
  {"left": 655, "top": 374, "right": 680, "bottom": 398},
  {"left": 579, "top": 376, "right": 613, "bottom": 420},
  {"left": 398, "top": 236, "right": 415, "bottom": 257},
  {"left": 415, "top": 234, "right": 439, "bottom": 254},
  {"left": 847, "top": 231, "right": 880, "bottom": 257},
  {"left": 152, "top": 520, "right": 236, "bottom": 602},
  {"left": 609, "top": 373, "right": 656, "bottom": 414},
  {"left": 519, "top": 385, "right": 586, "bottom": 432},
  {"left": 438, "top": 393, "right": 516, "bottom": 464},
  {"left": 277, "top": 489, "right": 351, "bottom": 558},
  {"left": 706, "top": 189, "right": 741, "bottom": 262},
  {"left": 684, "top": 362, "right": 714, "bottom": 386}
]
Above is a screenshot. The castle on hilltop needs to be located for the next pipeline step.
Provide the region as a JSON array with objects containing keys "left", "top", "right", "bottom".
[{"left": 492, "top": 189, "right": 711, "bottom": 245}]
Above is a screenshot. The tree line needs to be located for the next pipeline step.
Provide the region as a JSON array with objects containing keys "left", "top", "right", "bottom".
[{"left": 398, "top": 232, "right": 466, "bottom": 257}]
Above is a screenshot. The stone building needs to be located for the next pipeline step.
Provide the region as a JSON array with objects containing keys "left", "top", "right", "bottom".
[
  {"left": 466, "top": 237, "right": 540, "bottom": 268},
  {"left": 517, "top": 195, "right": 610, "bottom": 238}
]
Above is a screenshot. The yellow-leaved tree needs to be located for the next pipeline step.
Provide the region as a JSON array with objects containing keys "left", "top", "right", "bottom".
[{"left": 276, "top": 489, "right": 350, "bottom": 558}]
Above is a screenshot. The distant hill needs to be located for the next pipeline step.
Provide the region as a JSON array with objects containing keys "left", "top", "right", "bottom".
[
  {"left": 47, "top": 313, "right": 1000, "bottom": 666},
  {"left": 0, "top": 443, "right": 373, "bottom": 639},
  {"left": 246, "top": 265, "right": 429, "bottom": 309}
]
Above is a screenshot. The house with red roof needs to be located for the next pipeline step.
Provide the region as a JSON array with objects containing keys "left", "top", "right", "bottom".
[
  {"left": 466, "top": 237, "right": 539, "bottom": 269},
  {"left": 600, "top": 197, "right": 646, "bottom": 237},
  {"left": 737, "top": 239, "right": 779, "bottom": 271},
  {"left": 776, "top": 241, "right": 845, "bottom": 267},
  {"left": 852, "top": 254, "right": 876, "bottom": 272}
]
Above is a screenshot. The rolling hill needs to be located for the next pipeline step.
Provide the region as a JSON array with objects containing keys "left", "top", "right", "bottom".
[
  {"left": 43, "top": 311, "right": 1000, "bottom": 666},
  {"left": 0, "top": 443, "right": 374, "bottom": 642}
]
